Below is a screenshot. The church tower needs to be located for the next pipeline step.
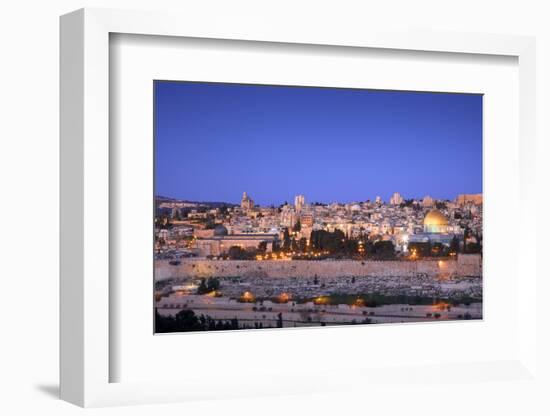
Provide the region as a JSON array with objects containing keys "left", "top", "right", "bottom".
[{"left": 241, "top": 192, "right": 254, "bottom": 211}]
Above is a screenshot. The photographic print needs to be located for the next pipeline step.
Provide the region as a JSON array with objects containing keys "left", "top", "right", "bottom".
[{"left": 154, "top": 81, "right": 483, "bottom": 333}]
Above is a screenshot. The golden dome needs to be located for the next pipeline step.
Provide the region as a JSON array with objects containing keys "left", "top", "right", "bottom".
[{"left": 423, "top": 209, "right": 449, "bottom": 226}]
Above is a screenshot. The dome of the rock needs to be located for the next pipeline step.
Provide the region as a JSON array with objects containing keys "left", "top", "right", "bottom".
[{"left": 423, "top": 209, "right": 449, "bottom": 233}]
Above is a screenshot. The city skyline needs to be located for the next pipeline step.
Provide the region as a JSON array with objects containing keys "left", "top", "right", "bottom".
[
  {"left": 155, "top": 190, "right": 481, "bottom": 207},
  {"left": 155, "top": 81, "right": 482, "bottom": 206}
]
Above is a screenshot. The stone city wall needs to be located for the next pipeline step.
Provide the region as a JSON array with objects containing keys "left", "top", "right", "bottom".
[{"left": 155, "top": 254, "right": 481, "bottom": 281}]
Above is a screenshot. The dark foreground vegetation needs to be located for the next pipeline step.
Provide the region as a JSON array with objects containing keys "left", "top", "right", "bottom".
[
  {"left": 299, "top": 293, "right": 481, "bottom": 307},
  {"left": 155, "top": 309, "right": 241, "bottom": 333},
  {"left": 155, "top": 309, "right": 285, "bottom": 333}
]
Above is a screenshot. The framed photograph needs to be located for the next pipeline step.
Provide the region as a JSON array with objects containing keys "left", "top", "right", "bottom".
[
  {"left": 152, "top": 81, "right": 483, "bottom": 333},
  {"left": 60, "top": 8, "right": 538, "bottom": 407}
]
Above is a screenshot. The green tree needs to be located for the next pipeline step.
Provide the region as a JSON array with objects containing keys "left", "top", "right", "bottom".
[
  {"left": 435, "top": 201, "right": 448, "bottom": 210},
  {"left": 463, "top": 226, "right": 471, "bottom": 253},
  {"left": 204, "top": 215, "right": 216, "bottom": 229},
  {"left": 342, "top": 238, "right": 358, "bottom": 255},
  {"left": 197, "top": 278, "right": 220, "bottom": 294},
  {"left": 257, "top": 241, "right": 267, "bottom": 253},
  {"left": 155, "top": 309, "right": 203, "bottom": 332},
  {"left": 431, "top": 242, "right": 444, "bottom": 256},
  {"left": 408, "top": 241, "right": 431, "bottom": 257},
  {"left": 372, "top": 240, "right": 395, "bottom": 259},
  {"left": 310, "top": 229, "right": 346, "bottom": 253},
  {"left": 197, "top": 278, "right": 208, "bottom": 294},
  {"left": 175, "top": 310, "right": 204, "bottom": 331},
  {"left": 465, "top": 242, "right": 481, "bottom": 254},
  {"left": 228, "top": 245, "right": 247, "bottom": 260},
  {"left": 449, "top": 236, "right": 460, "bottom": 254},
  {"left": 282, "top": 227, "right": 291, "bottom": 251},
  {"left": 155, "top": 309, "right": 241, "bottom": 333}
]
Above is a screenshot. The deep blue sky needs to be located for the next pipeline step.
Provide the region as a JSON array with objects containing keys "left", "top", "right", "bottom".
[{"left": 155, "top": 81, "right": 482, "bottom": 205}]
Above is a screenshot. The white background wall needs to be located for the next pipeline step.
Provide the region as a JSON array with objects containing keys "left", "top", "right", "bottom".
[{"left": 0, "top": 1, "right": 548, "bottom": 415}]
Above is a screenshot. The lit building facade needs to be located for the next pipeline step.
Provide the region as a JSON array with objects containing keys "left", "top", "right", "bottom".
[
  {"left": 456, "top": 193, "right": 483, "bottom": 206},
  {"left": 194, "top": 225, "right": 278, "bottom": 257},
  {"left": 280, "top": 205, "right": 297, "bottom": 228},
  {"left": 241, "top": 192, "right": 254, "bottom": 211},
  {"left": 390, "top": 192, "right": 403, "bottom": 205},
  {"left": 300, "top": 213, "right": 314, "bottom": 227},
  {"left": 294, "top": 194, "right": 305, "bottom": 213},
  {"left": 422, "top": 195, "right": 434, "bottom": 207}
]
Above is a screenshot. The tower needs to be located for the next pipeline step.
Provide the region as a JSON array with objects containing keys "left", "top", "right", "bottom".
[
  {"left": 241, "top": 192, "right": 254, "bottom": 211},
  {"left": 294, "top": 194, "right": 305, "bottom": 213},
  {"left": 390, "top": 192, "right": 403, "bottom": 205}
]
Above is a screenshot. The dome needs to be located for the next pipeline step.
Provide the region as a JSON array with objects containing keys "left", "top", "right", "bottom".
[
  {"left": 423, "top": 209, "right": 449, "bottom": 234},
  {"left": 213, "top": 225, "right": 228, "bottom": 236},
  {"left": 423, "top": 209, "right": 449, "bottom": 226}
]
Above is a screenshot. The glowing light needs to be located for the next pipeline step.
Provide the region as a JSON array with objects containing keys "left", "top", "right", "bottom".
[
  {"left": 432, "top": 301, "right": 450, "bottom": 311},
  {"left": 313, "top": 296, "right": 329, "bottom": 305},
  {"left": 240, "top": 291, "right": 256, "bottom": 303},
  {"left": 277, "top": 292, "right": 291, "bottom": 303},
  {"left": 353, "top": 298, "right": 366, "bottom": 307}
]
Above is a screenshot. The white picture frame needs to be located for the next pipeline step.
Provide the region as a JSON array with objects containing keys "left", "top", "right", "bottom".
[{"left": 60, "top": 7, "right": 538, "bottom": 408}]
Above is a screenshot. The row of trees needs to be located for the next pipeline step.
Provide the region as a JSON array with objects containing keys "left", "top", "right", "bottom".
[
  {"left": 309, "top": 229, "right": 396, "bottom": 259},
  {"left": 408, "top": 235, "right": 482, "bottom": 257},
  {"left": 155, "top": 309, "right": 240, "bottom": 332},
  {"left": 155, "top": 309, "right": 284, "bottom": 332},
  {"left": 209, "top": 221, "right": 481, "bottom": 260},
  {"left": 219, "top": 228, "right": 396, "bottom": 260},
  {"left": 408, "top": 236, "right": 461, "bottom": 257},
  {"left": 270, "top": 229, "right": 393, "bottom": 260},
  {"left": 221, "top": 237, "right": 479, "bottom": 260}
]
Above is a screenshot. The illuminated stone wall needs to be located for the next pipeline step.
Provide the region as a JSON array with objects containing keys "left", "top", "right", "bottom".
[
  {"left": 456, "top": 193, "right": 483, "bottom": 205},
  {"left": 155, "top": 254, "right": 482, "bottom": 281}
]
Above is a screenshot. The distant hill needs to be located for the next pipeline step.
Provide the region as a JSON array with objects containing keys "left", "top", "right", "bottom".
[
  {"left": 155, "top": 195, "right": 179, "bottom": 202},
  {"left": 155, "top": 195, "right": 238, "bottom": 208}
]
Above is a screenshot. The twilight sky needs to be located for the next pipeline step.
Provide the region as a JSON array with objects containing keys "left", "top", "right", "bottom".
[{"left": 155, "top": 81, "right": 482, "bottom": 206}]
